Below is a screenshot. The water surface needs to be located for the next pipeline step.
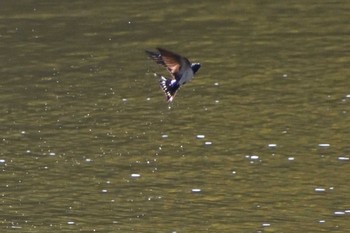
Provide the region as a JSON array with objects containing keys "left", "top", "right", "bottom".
[{"left": 1, "top": 1, "right": 350, "bottom": 232}]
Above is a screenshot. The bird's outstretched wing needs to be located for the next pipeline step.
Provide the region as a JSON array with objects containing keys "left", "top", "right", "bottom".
[
  {"left": 146, "top": 48, "right": 190, "bottom": 81},
  {"left": 145, "top": 50, "right": 166, "bottom": 67}
]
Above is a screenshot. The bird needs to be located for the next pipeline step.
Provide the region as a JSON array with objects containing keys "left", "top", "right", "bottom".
[{"left": 145, "top": 47, "right": 201, "bottom": 102}]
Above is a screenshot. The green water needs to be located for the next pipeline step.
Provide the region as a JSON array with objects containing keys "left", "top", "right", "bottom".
[{"left": 1, "top": 1, "right": 350, "bottom": 232}]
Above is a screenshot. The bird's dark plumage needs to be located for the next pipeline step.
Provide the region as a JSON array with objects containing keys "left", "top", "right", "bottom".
[{"left": 145, "top": 48, "right": 201, "bottom": 102}]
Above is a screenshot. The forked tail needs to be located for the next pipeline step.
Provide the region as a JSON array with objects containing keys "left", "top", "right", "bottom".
[{"left": 156, "top": 74, "right": 179, "bottom": 102}]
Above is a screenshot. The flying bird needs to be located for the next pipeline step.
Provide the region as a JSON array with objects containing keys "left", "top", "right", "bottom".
[{"left": 145, "top": 48, "right": 201, "bottom": 102}]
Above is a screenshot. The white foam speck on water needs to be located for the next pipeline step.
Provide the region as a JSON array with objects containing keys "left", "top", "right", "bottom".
[
  {"left": 338, "top": 156, "right": 349, "bottom": 161},
  {"left": 318, "top": 143, "right": 330, "bottom": 147},
  {"left": 250, "top": 155, "right": 259, "bottom": 160},
  {"left": 268, "top": 144, "right": 277, "bottom": 148},
  {"left": 191, "top": 188, "right": 201, "bottom": 193},
  {"left": 262, "top": 223, "right": 271, "bottom": 227},
  {"left": 161, "top": 134, "right": 168, "bottom": 138},
  {"left": 288, "top": 157, "right": 295, "bottom": 161},
  {"left": 319, "top": 220, "right": 326, "bottom": 223},
  {"left": 67, "top": 221, "right": 75, "bottom": 225},
  {"left": 204, "top": 141, "right": 212, "bottom": 145},
  {"left": 0, "top": 159, "right": 5, "bottom": 163},
  {"left": 131, "top": 173, "right": 141, "bottom": 178},
  {"left": 196, "top": 135, "right": 205, "bottom": 139},
  {"left": 101, "top": 189, "right": 108, "bottom": 193},
  {"left": 314, "top": 187, "right": 326, "bottom": 192},
  {"left": 334, "top": 211, "right": 345, "bottom": 215},
  {"left": 214, "top": 82, "right": 219, "bottom": 86}
]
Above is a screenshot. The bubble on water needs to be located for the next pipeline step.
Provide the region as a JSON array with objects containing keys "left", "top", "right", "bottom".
[
  {"left": 338, "top": 156, "right": 349, "bottom": 161},
  {"left": 131, "top": 173, "right": 141, "bottom": 178},
  {"left": 196, "top": 135, "right": 205, "bottom": 139}
]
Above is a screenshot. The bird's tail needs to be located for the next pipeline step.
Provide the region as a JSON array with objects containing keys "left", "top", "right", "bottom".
[{"left": 156, "top": 74, "right": 178, "bottom": 102}]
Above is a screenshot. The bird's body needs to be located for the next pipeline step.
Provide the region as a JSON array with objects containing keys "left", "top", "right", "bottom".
[{"left": 145, "top": 48, "right": 201, "bottom": 102}]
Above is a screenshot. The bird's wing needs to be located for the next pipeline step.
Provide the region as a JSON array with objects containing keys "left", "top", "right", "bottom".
[
  {"left": 146, "top": 48, "right": 191, "bottom": 81},
  {"left": 157, "top": 48, "right": 191, "bottom": 81},
  {"left": 145, "top": 50, "right": 166, "bottom": 67}
]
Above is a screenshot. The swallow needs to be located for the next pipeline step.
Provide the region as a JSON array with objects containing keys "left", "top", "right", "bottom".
[{"left": 145, "top": 47, "right": 201, "bottom": 102}]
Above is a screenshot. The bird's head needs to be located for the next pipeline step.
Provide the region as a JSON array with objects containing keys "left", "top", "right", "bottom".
[{"left": 191, "top": 63, "right": 201, "bottom": 74}]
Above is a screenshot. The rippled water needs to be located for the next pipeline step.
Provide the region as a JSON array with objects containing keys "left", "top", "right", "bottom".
[{"left": 1, "top": 1, "right": 350, "bottom": 232}]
